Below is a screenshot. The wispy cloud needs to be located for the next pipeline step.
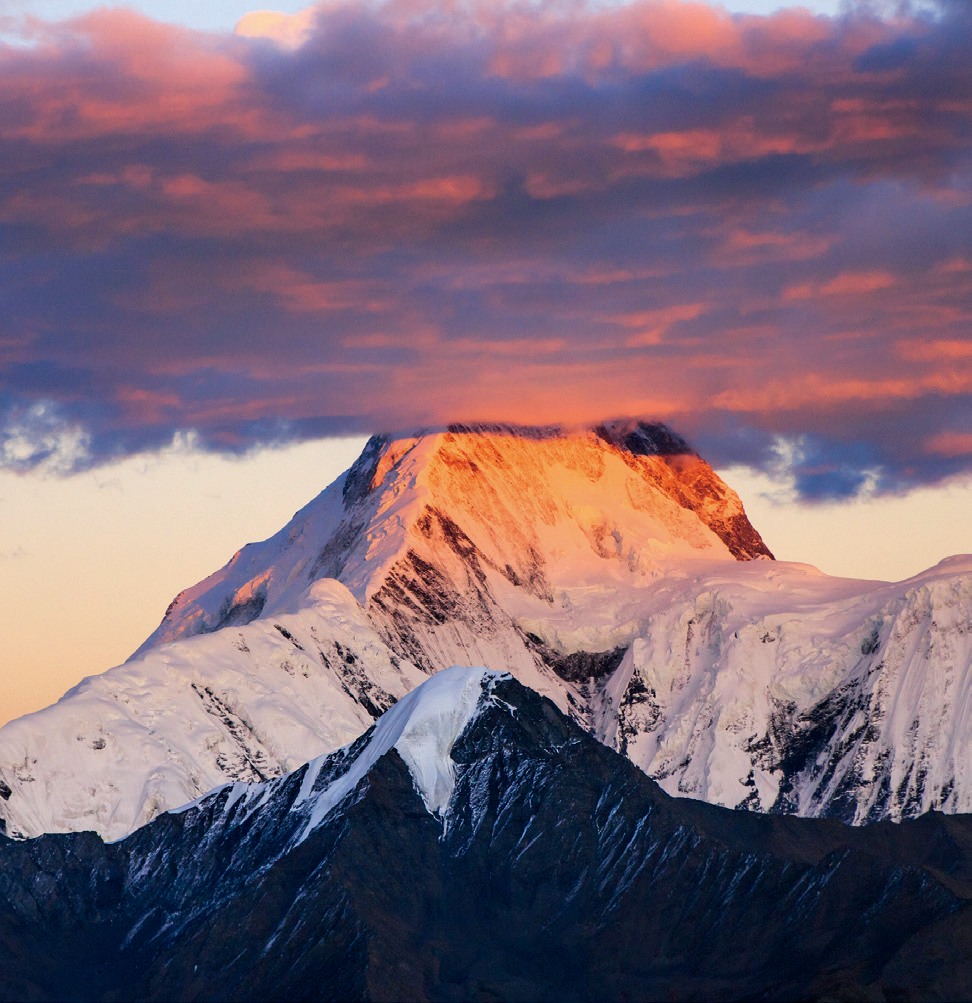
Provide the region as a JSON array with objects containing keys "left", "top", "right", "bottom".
[{"left": 0, "top": 0, "right": 969, "bottom": 497}]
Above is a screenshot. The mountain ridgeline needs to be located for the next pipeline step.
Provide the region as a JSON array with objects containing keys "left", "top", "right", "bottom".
[
  {"left": 2, "top": 671, "right": 970, "bottom": 1002},
  {"left": 0, "top": 422, "right": 969, "bottom": 842}
]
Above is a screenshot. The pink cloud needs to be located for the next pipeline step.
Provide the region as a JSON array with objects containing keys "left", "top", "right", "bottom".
[
  {"left": 926, "top": 432, "right": 972, "bottom": 458},
  {"left": 0, "top": 0, "right": 969, "bottom": 498},
  {"left": 819, "top": 271, "right": 897, "bottom": 296}
]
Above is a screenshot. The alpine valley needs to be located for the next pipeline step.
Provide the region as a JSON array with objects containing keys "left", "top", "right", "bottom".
[{"left": 1, "top": 422, "right": 970, "bottom": 1001}]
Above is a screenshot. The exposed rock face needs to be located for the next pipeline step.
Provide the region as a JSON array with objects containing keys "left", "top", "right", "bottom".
[
  {"left": 593, "top": 420, "right": 774, "bottom": 560},
  {"left": 0, "top": 422, "right": 968, "bottom": 840}
]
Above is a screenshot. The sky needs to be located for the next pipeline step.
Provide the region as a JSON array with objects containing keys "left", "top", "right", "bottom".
[
  {"left": 1, "top": 0, "right": 858, "bottom": 35},
  {"left": 0, "top": 0, "right": 970, "bottom": 724},
  {"left": 0, "top": 435, "right": 368, "bottom": 725}
]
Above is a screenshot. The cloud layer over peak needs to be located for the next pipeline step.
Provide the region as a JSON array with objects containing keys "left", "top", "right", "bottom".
[{"left": 1, "top": 0, "right": 970, "bottom": 497}]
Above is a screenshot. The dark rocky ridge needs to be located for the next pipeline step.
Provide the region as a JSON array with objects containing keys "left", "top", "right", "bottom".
[
  {"left": 594, "top": 419, "right": 774, "bottom": 560},
  {"left": 593, "top": 419, "right": 693, "bottom": 456},
  {"left": 1, "top": 676, "right": 969, "bottom": 1002}
]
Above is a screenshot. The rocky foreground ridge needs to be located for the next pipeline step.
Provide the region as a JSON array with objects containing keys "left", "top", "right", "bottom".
[
  {"left": 2, "top": 669, "right": 970, "bottom": 1002},
  {"left": 0, "top": 421, "right": 969, "bottom": 839}
]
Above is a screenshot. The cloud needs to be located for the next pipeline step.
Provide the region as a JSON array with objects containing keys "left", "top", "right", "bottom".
[
  {"left": 0, "top": 400, "right": 90, "bottom": 473},
  {"left": 0, "top": 0, "right": 969, "bottom": 498},
  {"left": 235, "top": 8, "right": 319, "bottom": 49}
]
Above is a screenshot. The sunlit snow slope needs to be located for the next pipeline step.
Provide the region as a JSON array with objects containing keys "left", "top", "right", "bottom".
[{"left": 0, "top": 422, "right": 968, "bottom": 839}]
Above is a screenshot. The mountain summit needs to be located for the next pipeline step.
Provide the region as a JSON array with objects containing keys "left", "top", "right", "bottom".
[
  {"left": 136, "top": 420, "right": 771, "bottom": 659},
  {"left": 0, "top": 422, "right": 968, "bottom": 840}
]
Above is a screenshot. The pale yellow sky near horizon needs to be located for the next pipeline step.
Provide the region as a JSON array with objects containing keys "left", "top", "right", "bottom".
[{"left": 0, "top": 438, "right": 969, "bottom": 729}]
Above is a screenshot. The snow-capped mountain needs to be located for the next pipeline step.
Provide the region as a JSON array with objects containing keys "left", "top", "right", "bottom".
[
  {"left": 134, "top": 420, "right": 770, "bottom": 662},
  {"left": 593, "top": 554, "right": 972, "bottom": 823},
  {"left": 0, "top": 422, "right": 969, "bottom": 839},
  {"left": 2, "top": 668, "right": 969, "bottom": 1001}
]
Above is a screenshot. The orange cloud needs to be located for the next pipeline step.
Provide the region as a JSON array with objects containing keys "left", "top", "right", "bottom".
[
  {"left": 608, "top": 304, "right": 707, "bottom": 347},
  {"left": 897, "top": 339, "right": 972, "bottom": 362},
  {"left": 235, "top": 8, "right": 318, "bottom": 49}
]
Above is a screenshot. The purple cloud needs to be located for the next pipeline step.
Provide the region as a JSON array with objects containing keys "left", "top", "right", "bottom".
[{"left": 0, "top": 0, "right": 970, "bottom": 497}]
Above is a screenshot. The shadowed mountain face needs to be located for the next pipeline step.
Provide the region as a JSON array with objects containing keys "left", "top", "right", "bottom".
[{"left": 1, "top": 675, "right": 969, "bottom": 1002}]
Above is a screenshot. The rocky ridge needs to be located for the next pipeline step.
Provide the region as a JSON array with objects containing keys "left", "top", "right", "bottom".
[{"left": 2, "top": 669, "right": 970, "bottom": 1002}]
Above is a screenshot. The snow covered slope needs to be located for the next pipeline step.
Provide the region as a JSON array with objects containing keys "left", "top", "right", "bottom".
[
  {"left": 0, "top": 582, "right": 425, "bottom": 839},
  {"left": 0, "top": 422, "right": 968, "bottom": 839},
  {"left": 589, "top": 554, "right": 972, "bottom": 824}
]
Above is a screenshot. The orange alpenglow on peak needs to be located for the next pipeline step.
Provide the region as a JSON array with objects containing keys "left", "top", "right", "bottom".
[{"left": 140, "top": 420, "right": 772, "bottom": 655}]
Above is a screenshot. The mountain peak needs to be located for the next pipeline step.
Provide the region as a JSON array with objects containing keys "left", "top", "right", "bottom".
[
  {"left": 298, "top": 664, "right": 500, "bottom": 835},
  {"left": 350, "top": 419, "right": 768, "bottom": 545},
  {"left": 140, "top": 421, "right": 771, "bottom": 657}
]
